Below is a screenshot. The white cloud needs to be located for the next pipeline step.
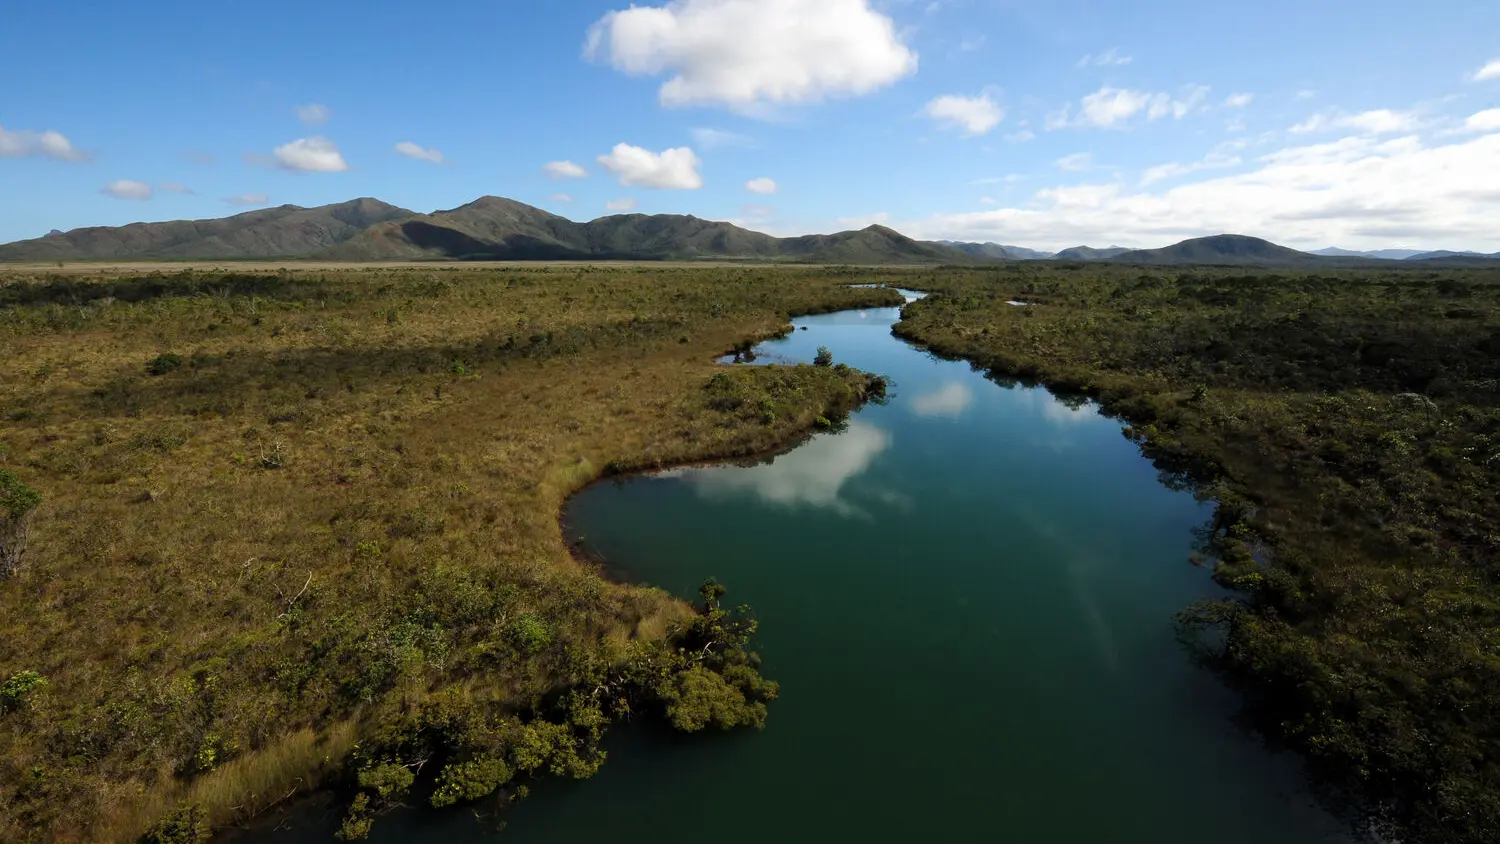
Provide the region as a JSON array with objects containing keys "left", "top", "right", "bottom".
[
  {"left": 979, "top": 196, "right": 997, "bottom": 205},
  {"left": 158, "top": 182, "right": 194, "bottom": 194},
  {"left": 543, "top": 160, "right": 588, "bottom": 179},
  {"left": 745, "top": 177, "right": 778, "bottom": 195},
  {"left": 1467, "top": 108, "right": 1500, "bottom": 132},
  {"left": 1296, "top": 89, "right": 1317, "bottom": 100},
  {"left": 1062, "top": 86, "right": 1209, "bottom": 129},
  {"left": 225, "top": 194, "right": 270, "bottom": 206},
  {"left": 550, "top": 193, "right": 574, "bottom": 203},
  {"left": 1472, "top": 58, "right": 1500, "bottom": 82},
  {"left": 910, "top": 382, "right": 974, "bottom": 417},
  {"left": 922, "top": 92, "right": 1004, "bottom": 136},
  {"left": 295, "top": 103, "right": 330, "bottom": 125},
  {"left": 102, "top": 180, "right": 152, "bottom": 200},
  {"left": 585, "top": 0, "right": 918, "bottom": 113},
  {"left": 606, "top": 197, "right": 639, "bottom": 211},
  {"left": 1139, "top": 149, "right": 1242, "bottom": 186},
  {"left": 900, "top": 129, "right": 1500, "bottom": 252},
  {"left": 691, "top": 127, "right": 756, "bottom": 148},
  {"left": 597, "top": 143, "right": 703, "bottom": 189},
  {"left": 1291, "top": 109, "right": 1419, "bottom": 135},
  {"left": 0, "top": 126, "right": 86, "bottom": 161},
  {"left": 1223, "top": 92, "right": 1254, "bottom": 108},
  {"left": 1077, "top": 47, "right": 1132, "bottom": 68},
  {"left": 394, "top": 141, "right": 443, "bottom": 163},
  {"left": 1005, "top": 129, "right": 1035, "bottom": 143},
  {"left": 1055, "top": 152, "right": 1092, "bottom": 171},
  {"left": 272, "top": 136, "right": 348, "bottom": 172}
]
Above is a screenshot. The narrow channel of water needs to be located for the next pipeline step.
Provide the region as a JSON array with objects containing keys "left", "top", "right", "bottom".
[{"left": 256, "top": 290, "right": 1350, "bottom": 842}]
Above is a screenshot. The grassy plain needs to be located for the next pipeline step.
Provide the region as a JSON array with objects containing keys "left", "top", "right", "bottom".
[
  {"left": 0, "top": 264, "right": 899, "bottom": 842},
  {"left": 894, "top": 264, "right": 1500, "bottom": 844}
]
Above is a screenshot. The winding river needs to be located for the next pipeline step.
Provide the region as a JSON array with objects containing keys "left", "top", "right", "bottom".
[{"left": 259, "top": 290, "right": 1351, "bottom": 843}]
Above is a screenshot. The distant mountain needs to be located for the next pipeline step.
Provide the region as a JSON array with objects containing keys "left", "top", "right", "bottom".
[
  {"left": 0, "top": 199, "right": 414, "bottom": 262},
  {"left": 1108, "top": 234, "right": 1323, "bottom": 267},
  {"left": 1404, "top": 250, "right": 1497, "bottom": 261},
  {"left": 1054, "top": 245, "right": 1132, "bottom": 261},
  {"left": 1313, "top": 247, "right": 1425, "bottom": 260},
  {"left": 1, "top": 196, "right": 982, "bottom": 265},
  {"left": 936, "top": 241, "right": 1055, "bottom": 260}
]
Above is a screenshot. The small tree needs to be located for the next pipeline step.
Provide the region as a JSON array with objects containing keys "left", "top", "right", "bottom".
[
  {"left": 0, "top": 470, "right": 41, "bottom": 579},
  {"left": 813, "top": 346, "right": 833, "bottom": 367}
]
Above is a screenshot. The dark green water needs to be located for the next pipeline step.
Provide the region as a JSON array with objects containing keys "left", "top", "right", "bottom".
[{"left": 256, "top": 292, "right": 1350, "bottom": 843}]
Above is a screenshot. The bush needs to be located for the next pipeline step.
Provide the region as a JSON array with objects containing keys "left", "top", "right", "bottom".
[
  {"left": 142, "top": 805, "right": 210, "bottom": 844},
  {"left": 813, "top": 346, "right": 833, "bottom": 367},
  {"left": 0, "top": 670, "right": 46, "bottom": 713},
  {"left": 0, "top": 469, "right": 41, "bottom": 579},
  {"left": 146, "top": 353, "right": 184, "bottom": 376}
]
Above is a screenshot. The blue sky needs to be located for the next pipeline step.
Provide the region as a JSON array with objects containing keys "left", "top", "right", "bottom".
[{"left": 2, "top": 0, "right": 1498, "bottom": 251}]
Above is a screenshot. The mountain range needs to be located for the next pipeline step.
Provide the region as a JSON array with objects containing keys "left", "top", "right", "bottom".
[{"left": 2, "top": 197, "right": 1497, "bottom": 268}]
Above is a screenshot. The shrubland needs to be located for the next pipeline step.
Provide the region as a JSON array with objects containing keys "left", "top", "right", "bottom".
[{"left": 0, "top": 265, "right": 896, "bottom": 842}]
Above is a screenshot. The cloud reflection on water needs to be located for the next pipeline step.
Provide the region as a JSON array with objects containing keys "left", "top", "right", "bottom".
[
  {"left": 909, "top": 381, "right": 975, "bottom": 418},
  {"left": 673, "top": 421, "right": 892, "bottom": 517}
]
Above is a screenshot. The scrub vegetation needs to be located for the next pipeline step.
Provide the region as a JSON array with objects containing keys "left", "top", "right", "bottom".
[
  {"left": 894, "top": 263, "right": 1500, "bottom": 844},
  {"left": 0, "top": 265, "right": 897, "bottom": 842}
]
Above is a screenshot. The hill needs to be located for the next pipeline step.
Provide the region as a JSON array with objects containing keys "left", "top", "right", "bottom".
[
  {"left": 936, "top": 241, "right": 1056, "bottom": 260},
  {"left": 1054, "top": 245, "right": 1132, "bottom": 261},
  {"left": 1405, "top": 250, "right": 1499, "bottom": 262},
  {"left": 1108, "top": 234, "right": 1323, "bottom": 267},
  {"left": 1, "top": 197, "right": 978, "bottom": 265},
  {"left": 0, "top": 199, "right": 414, "bottom": 262}
]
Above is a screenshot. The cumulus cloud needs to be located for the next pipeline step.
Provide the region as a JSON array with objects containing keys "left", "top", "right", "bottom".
[
  {"left": 1055, "top": 152, "right": 1092, "bottom": 171},
  {"left": 272, "top": 136, "right": 348, "bottom": 172},
  {"left": 585, "top": 0, "right": 917, "bottom": 113},
  {"left": 395, "top": 141, "right": 443, "bottom": 163},
  {"left": 1005, "top": 129, "right": 1036, "bottom": 143},
  {"left": 1291, "top": 109, "right": 1419, "bottom": 135},
  {"left": 1467, "top": 109, "right": 1500, "bottom": 132},
  {"left": 597, "top": 143, "right": 703, "bottom": 189},
  {"left": 102, "top": 180, "right": 152, "bottom": 200},
  {"left": 1055, "top": 86, "right": 1209, "bottom": 129},
  {"left": 295, "top": 103, "right": 330, "bottom": 125},
  {"left": 1223, "top": 92, "right": 1254, "bottom": 108},
  {"left": 0, "top": 126, "right": 87, "bottom": 161},
  {"left": 225, "top": 194, "right": 270, "bottom": 206},
  {"left": 899, "top": 128, "right": 1500, "bottom": 252},
  {"left": 745, "top": 177, "right": 777, "bottom": 194},
  {"left": 550, "top": 193, "right": 573, "bottom": 203},
  {"left": 922, "top": 93, "right": 1004, "bottom": 136},
  {"left": 691, "top": 127, "right": 756, "bottom": 148},
  {"left": 1472, "top": 58, "right": 1500, "bottom": 82},
  {"left": 606, "top": 197, "right": 639, "bottom": 211},
  {"left": 543, "top": 160, "right": 588, "bottom": 179},
  {"left": 1077, "top": 47, "right": 1132, "bottom": 68}
]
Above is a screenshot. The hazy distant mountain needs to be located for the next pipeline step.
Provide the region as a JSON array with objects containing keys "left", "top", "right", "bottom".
[
  {"left": 1404, "top": 250, "right": 1497, "bottom": 261},
  {"left": 937, "top": 241, "right": 1055, "bottom": 260},
  {"left": 1313, "top": 247, "right": 1425, "bottom": 260},
  {"left": 1053, "top": 245, "right": 1132, "bottom": 261},
  {"left": 1108, "top": 235, "right": 1322, "bottom": 267},
  {"left": 1, "top": 196, "right": 983, "bottom": 265}
]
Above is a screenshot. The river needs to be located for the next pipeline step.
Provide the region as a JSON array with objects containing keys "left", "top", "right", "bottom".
[{"left": 255, "top": 289, "right": 1351, "bottom": 843}]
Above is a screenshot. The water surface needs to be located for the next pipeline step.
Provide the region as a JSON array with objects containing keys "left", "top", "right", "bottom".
[{"left": 258, "top": 291, "right": 1349, "bottom": 843}]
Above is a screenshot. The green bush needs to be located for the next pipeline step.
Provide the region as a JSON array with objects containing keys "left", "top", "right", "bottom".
[
  {"left": 0, "top": 670, "right": 46, "bottom": 713},
  {"left": 146, "top": 353, "right": 183, "bottom": 376},
  {"left": 0, "top": 469, "right": 41, "bottom": 578},
  {"left": 142, "top": 805, "right": 210, "bottom": 844},
  {"left": 813, "top": 346, "right": 833, "bottom": 367}
]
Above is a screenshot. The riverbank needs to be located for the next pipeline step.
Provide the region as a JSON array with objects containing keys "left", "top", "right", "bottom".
[{"left": 0, "top": 266, "right": 901, "bottom": 842}]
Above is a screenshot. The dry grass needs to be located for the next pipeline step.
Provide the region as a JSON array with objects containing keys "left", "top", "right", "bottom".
[{"left": 0, "top": 265, "right": 904, "bottom": 842}]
